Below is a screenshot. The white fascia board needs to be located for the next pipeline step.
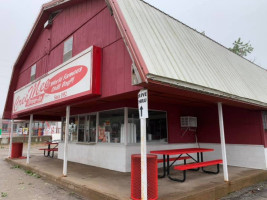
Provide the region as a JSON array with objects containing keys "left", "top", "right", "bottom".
[{"left": 147, "top": 73, "right": 267, "bottom": 109}]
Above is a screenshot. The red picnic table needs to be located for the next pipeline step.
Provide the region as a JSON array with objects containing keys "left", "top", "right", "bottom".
[
  {"left": 39, "top": 141, "right": 58, "bottom": 158},
  {"left": 150, "top": 148, "right": 222, "bottom": 182}
]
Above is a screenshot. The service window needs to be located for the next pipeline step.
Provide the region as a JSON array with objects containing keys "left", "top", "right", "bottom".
[
  {"left": 78, "top": 115, "right": 97, "bottom": 143},
  {"left": 128, "top": 108, "right": 167, "bottom": 143},
  {"left": 63, "top": 36, "right": 73, "bottom": 62},
  {"left": 262, "top": 111, "right": 267, "bottom": 130},
  {"left": 98, "top": 109, "right": 124, "bottom": 143},
  {"left": 62, "top": 116, "right": 78, "bottom": 142},
  {"left": 2, "top": 123, "right": 8, "bottom": 133},
  {"left": 13, "top": 124, "right": 17, "bottom": 133},
  {"left": 30, "top": 64, "right": 36, "bottom": 82}
]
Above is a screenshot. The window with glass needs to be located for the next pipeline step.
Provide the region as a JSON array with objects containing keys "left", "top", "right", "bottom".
[
  {"left": 33, "top": 122, "right": 39, "bottom": 135},
  {"left": 98, "top": 109, "right": 124, "bottom": 143},
  {"left": 262, "top": 111, "right": 267, "bottom": 130},
  {"left": 62, "top": 115, "right": 96, "bottom": 143},
  {"left": 62, "top": 116, "right": 78, "bottom": 142},
  {"left": 128, "top": 108, "right": 167, "bottom": 143},
  {"left": 78, "top": 115, "right": 97, "bottom": 143},
  {"left": 30, "top": 64, "right": 36, "bottom": 82},
  {"left": 63, "top": 36, "right": 73, "bottom": 62},
  {"left": 60, "top": 108, "right": 167, "bottom": 144},
  {"left": 2, "top": 123, "right": 8, "bottom": 133},
  {"left": 13, "top": 124, "right": 17, "bottom": 133}
]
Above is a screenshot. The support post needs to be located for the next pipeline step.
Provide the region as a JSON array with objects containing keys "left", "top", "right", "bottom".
[
  {"left": 96, "top": 112, "right": 99, "bottom": 143},
  {"left": 141, "top": 118, "right": 147, "bottom": 200},
  {"left": 8, "top": 119, "right": 14, "bottom": 158},
  {"left": 218, "top": 102, "right": 229, "bottom": 181},
  {"left": 124, "top": 107, "right": 128, "bottom": 145},
  {"left": 26, "top": 114, "right": 33, "bottom": 164},
  {"left": 63, "top": 106, "right": 70, "bottom": 176}
]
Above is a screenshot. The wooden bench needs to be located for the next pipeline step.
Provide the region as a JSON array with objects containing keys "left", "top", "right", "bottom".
[{"left": 168, "top": 159, "right": 222, "bottom": 182}]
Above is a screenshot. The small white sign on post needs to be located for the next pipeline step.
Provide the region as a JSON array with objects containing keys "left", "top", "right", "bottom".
[
  {"left": 138, "top": 89, "right": 148, "bottom": 119},
  {"left": 138, "top": 89, "right": 148, "bottom": 200}
]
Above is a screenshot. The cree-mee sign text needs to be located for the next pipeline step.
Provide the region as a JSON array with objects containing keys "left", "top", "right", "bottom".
[{"left": 13, "top": 47, "right": 98, "bottom": 115}]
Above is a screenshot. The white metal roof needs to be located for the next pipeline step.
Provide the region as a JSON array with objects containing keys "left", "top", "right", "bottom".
[{"left": 116, "top": 0, "right": 267, "bottom": 107}]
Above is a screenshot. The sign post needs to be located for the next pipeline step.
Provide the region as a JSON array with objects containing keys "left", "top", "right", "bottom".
[{"left": 138, "top": 89, "right": 148, "bottom": 200}]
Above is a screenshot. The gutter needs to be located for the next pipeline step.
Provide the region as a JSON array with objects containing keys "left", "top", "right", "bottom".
[{"left": 147, "top": 73, "right": 267, "bottom": 109}]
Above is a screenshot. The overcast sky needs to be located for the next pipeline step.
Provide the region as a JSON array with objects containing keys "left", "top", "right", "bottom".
[{"left": 0, "top": 0, "right": 267, "bottom": 117}]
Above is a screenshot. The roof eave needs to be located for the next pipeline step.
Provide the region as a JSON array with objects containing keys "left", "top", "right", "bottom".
[
  {"left": 147, "top": 74, "right": 267, "bottom": 109},
  {"left": 108, "top": 0, "right": 149, "bottom": 83}
]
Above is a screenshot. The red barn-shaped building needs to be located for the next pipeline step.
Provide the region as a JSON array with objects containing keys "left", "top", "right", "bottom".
[{"left": 3, "top": 0, "right": 267, "bottom": 174}]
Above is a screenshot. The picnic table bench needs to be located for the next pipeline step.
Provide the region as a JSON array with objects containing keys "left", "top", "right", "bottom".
[
  {"left": 151, "top": 148, "right": 222, "bottom": 182},
  {"left": 39, "top": 142, "right": 58, "bottom": 158},
  {"left": 170, "top": 159, "right": 222, "bottom": 182}
]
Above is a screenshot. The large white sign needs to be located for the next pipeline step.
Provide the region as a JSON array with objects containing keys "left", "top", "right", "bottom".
[
  {"left": 138, "top": 89, "right": 148, "bottom": 119},
  {"left": 13, "top": 47, "right": 94, "bottom": 115}
]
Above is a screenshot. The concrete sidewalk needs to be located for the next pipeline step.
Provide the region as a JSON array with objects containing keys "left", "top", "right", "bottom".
[{"left": 5, "top": 145, "right": 267, "bottom": 200}]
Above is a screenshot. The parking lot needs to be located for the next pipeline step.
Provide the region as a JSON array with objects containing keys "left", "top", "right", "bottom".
[{"left": 0, "top": 145, "right": 85, "bottom": 200}]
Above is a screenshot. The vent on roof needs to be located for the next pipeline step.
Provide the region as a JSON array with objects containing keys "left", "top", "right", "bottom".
[
  {"left": 44, "top": 20, "right": 52, "bottom": 29},
  {"left": 132, "top": 63, "right": 142, "bottom": 85},
  {"left": 105, "top": 0, "right": 113, "bottom": 16},
  {"left": 44, "top": 10, "right": 61, "bottom": 29}
]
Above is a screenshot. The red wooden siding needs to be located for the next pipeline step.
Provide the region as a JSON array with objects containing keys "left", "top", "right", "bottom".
[
  {"left": 50, "top": 0, "right": 106, "bottom": 48},
  {"left": 196, "top": 105, "right": 264, "bottom": 145},
  {"left": 20, "top": 29, "right": 50, "bottom": 73},
  {"left": 15, "top": 0, "right": 138, "bottom": 99},
  {"left": 47, "top": 43, "right": 64, "bottom": 72}
]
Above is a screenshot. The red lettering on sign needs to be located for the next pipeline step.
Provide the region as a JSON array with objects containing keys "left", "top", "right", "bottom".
[
  {"left": 44, "top": 65, "right": 87, "bottom": 94},
  {"left": 13, "top": 65, "right": 88, "bottom": 112}
]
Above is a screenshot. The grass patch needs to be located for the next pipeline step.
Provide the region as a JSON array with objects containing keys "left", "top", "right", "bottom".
[
  {"left": 25, "top": 170, "right": 41, "bottom": 178},
  {"left": 10, "top": 165, "right": 21, "bottom": 169},
  {"left": 1, "top": 192, "right": 8, "bottom": 197}
]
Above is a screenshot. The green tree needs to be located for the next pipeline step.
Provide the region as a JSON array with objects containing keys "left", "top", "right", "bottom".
[{"left": 229, "top": 37, "right": 254, "bottom": 57}]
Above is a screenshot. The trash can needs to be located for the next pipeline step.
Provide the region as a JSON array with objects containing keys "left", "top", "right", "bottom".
[
  {"left": 131, "top": 154, "right": 158, "bottom": 200},
  {"left": 11, "top": 143, "right": 23, "bottom": 158}
]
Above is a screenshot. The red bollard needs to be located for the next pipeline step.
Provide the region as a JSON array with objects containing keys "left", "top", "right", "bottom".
[{"left": 131, "top": 154, "right": 158, "bottom": 200}]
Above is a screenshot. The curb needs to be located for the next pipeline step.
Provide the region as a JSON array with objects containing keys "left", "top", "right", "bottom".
[
  {"left": 163, "top": 170, "right": 267, "bottom": 200},
  {"left": 6, "top": 157, "right": 267, "bottom": 200},
  {"left": 5, "top": 158, "right": 120, "bottom": 200}
]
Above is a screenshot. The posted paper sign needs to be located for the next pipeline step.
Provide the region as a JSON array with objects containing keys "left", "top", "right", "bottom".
[{"left": 138, "top": 89, "right": 148, "bottom": 119}]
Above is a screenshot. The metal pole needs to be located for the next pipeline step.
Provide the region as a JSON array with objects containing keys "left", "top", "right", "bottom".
[
  {"left": 141, "top": 118, "right": 147, "bottom": 200},
  {"left": 8, "top": 119, "right": 14, "bottom": 158},
  {"left": 63, "top": 106, "right": 70, "bottom": 176},
  {"left": 26, "top": 114, "right": 33, "bottom": 164},
  {"left": 96, "top": 112, "right": 99, "bottom": 143},
  {"left": 124, "top": 107, "right": 128, "bottom": 145},
  {"left": 218, "top": 102, "right": 229, "bottom": 181}
]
